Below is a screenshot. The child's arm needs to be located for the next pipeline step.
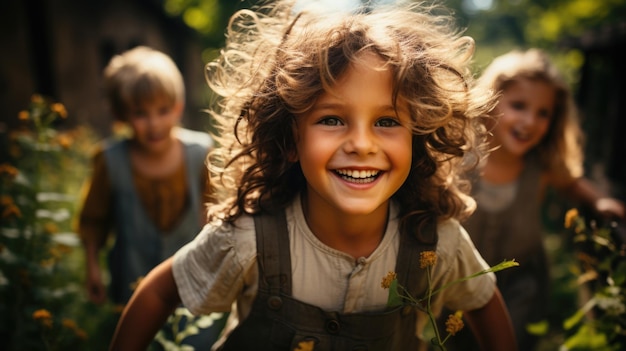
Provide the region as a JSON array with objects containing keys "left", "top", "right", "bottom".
[
  {"left": 464, "top": 288, "right": 518, "bottom": 351},
  {"left": 564, "top": 177, "right": 625, "bottom": 220},
  {"left": 81, "top": 226, "right": 107, "bottom": 304},
  {"left": 109, "top": 257, "right": 180, "bottom": 351},
  {"left": 79, "top": 151, "right": 113, "bottom": 304}
]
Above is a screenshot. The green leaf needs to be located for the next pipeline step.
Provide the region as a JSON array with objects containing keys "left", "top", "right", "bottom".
[
  {"left": 563, "top": 324, "right": 609, "bottom": 350},
  {"left": 563, "top": 298, "right": 596, "bottom": 330},
  {"left": 387, "top": 279, "right": 403, "bottom": 307},
  {"left": 526, "top": 319, "right": 549, "bottom": 336}
]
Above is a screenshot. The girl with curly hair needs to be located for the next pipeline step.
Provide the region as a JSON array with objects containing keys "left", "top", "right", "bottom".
[{"left": 111, "top": 1, "right": 517, "bottom": 350}]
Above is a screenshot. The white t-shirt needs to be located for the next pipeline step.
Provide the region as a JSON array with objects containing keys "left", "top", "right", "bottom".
[{"left": 173, "top": 195, "right": 495, "bottom": 346}]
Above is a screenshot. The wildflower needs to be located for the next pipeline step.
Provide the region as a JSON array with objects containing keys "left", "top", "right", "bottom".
[
  {"left": 381, "top": 271, "right": 397, "bottom": 289},
  {"left": 31, "top": 94, "right": 44, "bottom": 103},
  {"left": 33, "top": 309, "right": 53, "bottom": 328},
  {"left": 294, "top": 340, "right": 315, "bottom": 351},
  {"left": 50, "top": 103, "right": 67, "bottom": 118},
  {"left": 18, "top": 110, "right": 29, "bottom": 120},
  {"left": 1, "top": 195, "right": 13, "bottom": 206},
  {"left": 564, "top": 208, "right": 578, "bottom": 229},
  {"left": 62, "top": 318, "right": 77, "bottom": 329},
  {"left": 2, "top": 204, "right": 22, "bottom": 219},
  {"left": 445, "top": 310, "right": 464, "bottom": 336},
  {"left": 420, "top": 251, "right": 437, "bottom": 268},
  {"left": 0, "top": 164, "right": 18, "bottom": 179},
  {"left": 56, "top": 134, "right": 73, "bottom": 149},
  {"left": 44, "top": 222, "right": 58, "bottom": 234}
]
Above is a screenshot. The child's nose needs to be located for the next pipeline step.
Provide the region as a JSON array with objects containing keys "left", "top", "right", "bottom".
[{"left": 344, "top": 126, "right": 378, "bottom": 155}]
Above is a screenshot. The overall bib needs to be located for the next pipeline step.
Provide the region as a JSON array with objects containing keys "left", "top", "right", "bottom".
[{"left": 220, "top": 211, "right": 437, "bottom": 351}]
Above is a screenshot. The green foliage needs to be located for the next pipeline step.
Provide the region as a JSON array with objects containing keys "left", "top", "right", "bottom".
[
  {"left": 556, "top": 209, "right": 626, "bottom": 350},
  {"left": 155, "top": 308, "right": 225, "bottom": 351},
  {"left": 382, "top": 253, "right": 518, "bottom": 350},
  {"left": 0, "top": 94, "right": 98, "bottom": 350},
  {"left": 0, "top": 95, "right": 220, "bottom": 350}
]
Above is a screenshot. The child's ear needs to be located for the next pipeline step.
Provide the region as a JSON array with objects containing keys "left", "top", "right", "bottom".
[
  {"left": 174, "top": 102, "right": 184, "bottom": 118},
  {"left": 287, "top": 149, "right": 298, "bottom": 162}
]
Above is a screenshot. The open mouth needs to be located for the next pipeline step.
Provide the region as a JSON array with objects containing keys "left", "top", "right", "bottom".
[
  {"left": 511, "top": 128, "right": 530, "bottom": 141},
  {"left": 334, "top": 169, "right": 381, "bottom": 184}
]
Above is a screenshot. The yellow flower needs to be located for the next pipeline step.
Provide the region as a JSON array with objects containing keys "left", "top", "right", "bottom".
[
  {"left": 381, "top": 271, "right": 397, "bottom": 289},
  {"left": 0, "top": 164, "right": 18, "bottom": 179},
  {"left": 62, "top": 318, "right": 77, "bottom": 329},
  {"left": 294, "top": 340, "right": 315, "bottom": 351},
  {"left": 420, "top": 251, "right": 437, "bottom": 268},
  {"left": 63, "top": 318, "right": 88, "bottom": 340},
  {"left": 18, "top": 110, "right": 29, "bottom": 121},
  {"left": 2, "top": 204, "right": 22, "bottom": 219},
  {"left": 51, "top": 103, "right": 67, "bottom": 119},
  {"left": 1, "top": 195, "right": 14, "bottom": 206},
  {"left": 31, "top": 94, "right": 44, "bottom": 103},
  {"left": 44, "top": 222, "right": 58, "bottom": 234},
  {"left": 33, "top": 309, "right": 53, "bottom": 328},
  {"left": 445, "top": 310, "right": 464, "bottom": 336},
  {"left": 56, "top": 134, "right": 73, "bottom": 149},
  {"left": 564, "top": 208, "right": 578, "bottom": 229}
]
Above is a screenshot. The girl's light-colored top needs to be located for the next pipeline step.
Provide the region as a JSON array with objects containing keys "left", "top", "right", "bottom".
[{"left": 173, "top": 194, "right": 495, "bottom": 344}]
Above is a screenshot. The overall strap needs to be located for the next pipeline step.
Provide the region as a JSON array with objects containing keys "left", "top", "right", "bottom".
[
  {"left": 396, "top": 218, "right": 438, "bottom": 301},
  {"left": 253, "top": 210, "right": 292, "bottom": 296}
]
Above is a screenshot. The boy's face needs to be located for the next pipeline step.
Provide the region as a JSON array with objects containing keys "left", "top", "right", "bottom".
[
  {"left": 124, "top": 99, "right": 183, "bottom": 155},
  {"left": 492, "top": 78, "right": 555, "bottom": 158},
  {"left": 294, "top": 52, "right": 413, "bottom": 219}
]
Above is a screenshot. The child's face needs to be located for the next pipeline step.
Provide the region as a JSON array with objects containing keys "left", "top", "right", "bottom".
[
  {"left": 124, "top": 99, "right": 183, "bottom": 155},
  {"left": 294, "top": 52, "right": 413, "bottom": 218},
  {"left": 492, "top": 78, "right": 555, "bottom": 158}
]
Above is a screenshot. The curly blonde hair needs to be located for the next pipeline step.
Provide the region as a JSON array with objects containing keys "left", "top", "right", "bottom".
[
  {"left": 206, "top": 0, "right": 495, "bottom": 234},
  {"left": 476, "top": 48, "right": 584, "bottom": 177}
]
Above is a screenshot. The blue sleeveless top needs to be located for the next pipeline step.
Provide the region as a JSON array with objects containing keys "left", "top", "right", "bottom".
[{"left": 104, "top": 129, "right": 210, "bottom": 303}]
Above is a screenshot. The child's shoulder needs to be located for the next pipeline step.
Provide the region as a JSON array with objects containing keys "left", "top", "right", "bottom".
[
  {"left": 174, "top": 127, "right": 213, "bottom": 150},
  {"left": 435, "top": 218, "right": 471, "bottom": 259}
]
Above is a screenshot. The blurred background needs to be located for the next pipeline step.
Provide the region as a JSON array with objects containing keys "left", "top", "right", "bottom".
[
  {"left": 2, "top": 0, "right": 625, "bottom": 196},
  {"left": 1, "top": 0, "right": 625, "bottom": 350}
]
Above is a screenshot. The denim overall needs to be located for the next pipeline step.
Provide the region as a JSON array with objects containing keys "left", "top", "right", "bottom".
[
  {"left": 104, "top": 137, "right": 207, "bottom": 304},
  {"left": 219, "top": 211, "right": 437, "bottom": 351}
]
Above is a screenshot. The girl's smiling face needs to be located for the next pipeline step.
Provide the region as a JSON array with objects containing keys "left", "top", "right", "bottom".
[
  {"left": 492, "top": 78, "right": 556, "bottom": 158},
  {"left": 294, "top": 52, "right": 413, "bottom": 219}
]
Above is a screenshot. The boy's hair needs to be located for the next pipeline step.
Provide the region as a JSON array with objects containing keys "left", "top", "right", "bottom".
[
  {"left": 207, "top": 0, "right": 495, "bottom": 233},
  {"left": 476, "top": 49, "right": 584, "bottom": 177},
  {"left": 103, "top": 46, "right": 185, "bottom": 119}
]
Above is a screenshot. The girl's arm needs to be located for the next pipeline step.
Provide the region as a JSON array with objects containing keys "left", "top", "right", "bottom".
[
  {"left": 109, "top": 257, "right": 180, "bottom": 351},
  {"left": 564, "top": 177, "right": 625, "bottom": 220},
  {"left": 464, "top": 288, "right": 518, "bottom": 351}
]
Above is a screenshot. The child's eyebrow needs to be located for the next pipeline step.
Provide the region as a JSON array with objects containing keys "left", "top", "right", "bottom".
[{"left": 312, "top": 101, "right": 406, "bottom": 115}]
